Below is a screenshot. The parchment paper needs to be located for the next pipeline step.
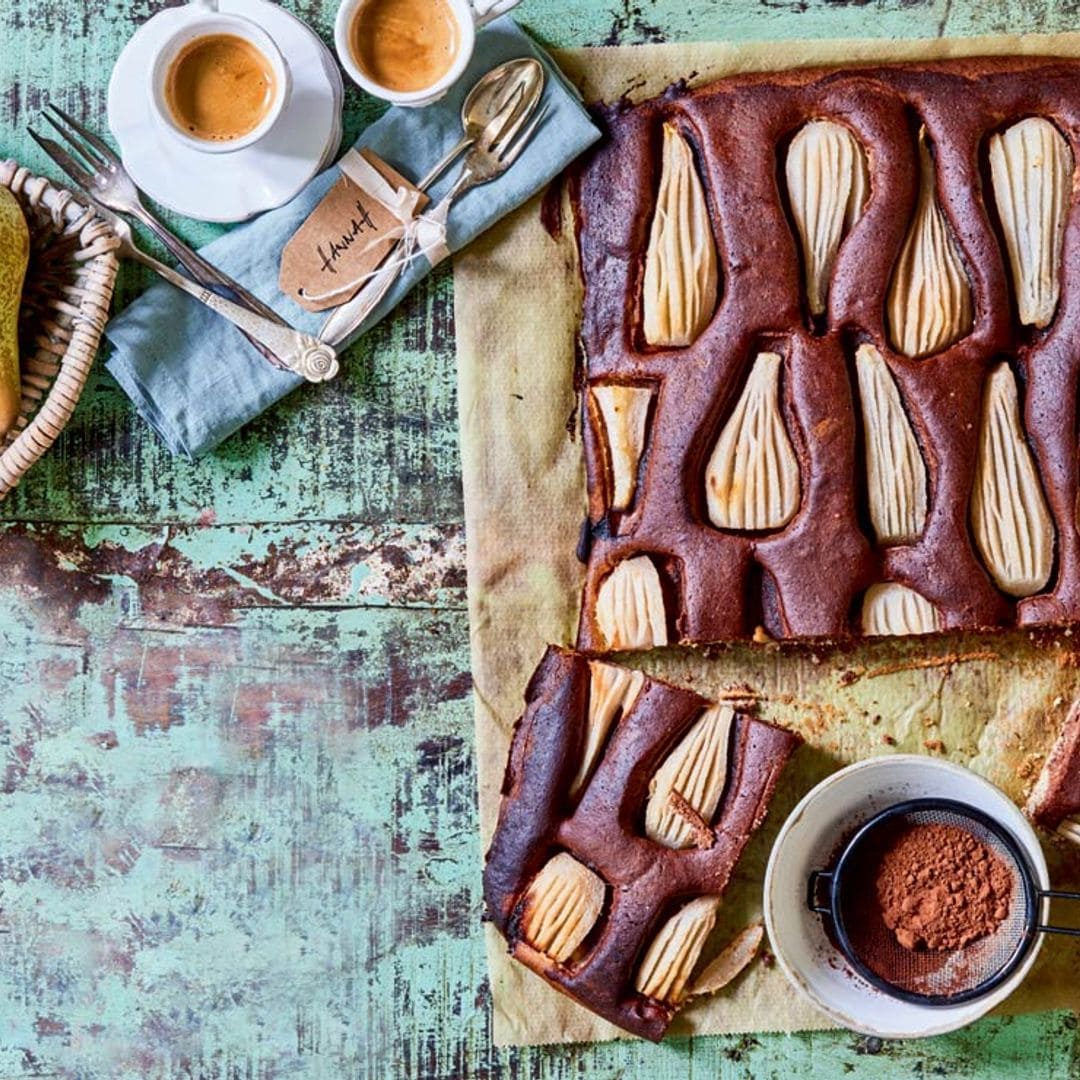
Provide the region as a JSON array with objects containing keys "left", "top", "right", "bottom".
[{"left": 454, "top": 32, "right": 1080, "bottom": 1047}]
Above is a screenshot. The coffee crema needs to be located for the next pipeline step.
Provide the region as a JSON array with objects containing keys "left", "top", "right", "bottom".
[
  {"left": 165, "top": 33, "right": 276, "bottom": 142},
  {"left": 350, "top": 0, "right": 460, "bottom": 94}
]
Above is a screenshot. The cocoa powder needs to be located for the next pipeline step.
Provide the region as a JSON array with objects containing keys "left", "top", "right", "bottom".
[{"left": 874, "top": 823, "right": 1012, "bottom": 951}]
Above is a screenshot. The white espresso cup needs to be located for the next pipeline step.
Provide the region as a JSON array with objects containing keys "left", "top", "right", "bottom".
[
  {"left": 148, "top": 0, "right": 292, "bottom": 154},
  {"left": 334, "top": 0, "right": 522, "bottom": 108}
]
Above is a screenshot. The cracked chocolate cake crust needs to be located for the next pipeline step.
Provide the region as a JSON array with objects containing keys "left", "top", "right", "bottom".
[{"left": 573, "top": 56, "right": 1080, "bottom": 649}]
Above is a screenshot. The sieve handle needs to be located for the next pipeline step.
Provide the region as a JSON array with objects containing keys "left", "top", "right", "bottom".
[
  {"left": 1036, "top": 889, "right": 1080, "bottom": 936},
  {"left": 807, "top": 870, "right": 833, "bottom": 915}
]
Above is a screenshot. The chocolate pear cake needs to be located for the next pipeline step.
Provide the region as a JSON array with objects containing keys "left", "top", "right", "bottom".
[
  {"left": 572, "top": 56, "right": 1080, "bottom": 649},
  {"left": 483, "top": 646, "right": 800, "bottom": 1040}
]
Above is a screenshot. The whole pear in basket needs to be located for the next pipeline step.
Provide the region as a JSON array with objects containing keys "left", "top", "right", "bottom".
[{"left": 0, "top": 187, "right": 26, "bottom": 437}]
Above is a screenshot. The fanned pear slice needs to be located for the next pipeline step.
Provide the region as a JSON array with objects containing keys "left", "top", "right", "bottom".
[
  {"left": 786, "top": 119, "right": 870, "bottom": 316},
  {"left": 887, "top": 127, "right": 974, "bottom": 358},
  {"left": 591, "top": 384, "right": 653, "bottom": 511},
  {"left": 855, "top": 343, "right": 928, "bottom": 544},
  {"left": 970, "top": 363, "right": 1054, "bottom": 597},
  {"left": 569, "top": 662, "right": 646, "bottom": 797},
  {"left": 635, "top": 896, "right": 721, "bottom": 1004},
  {"left": 519, "top": 853, "right": 605, "bottom": 964},
  {"left": 689, "top": 923, "right": 764, "bottom": 997},
  {"left": 989, "top": 117, "right": 1074, "bottom": 329},
  {"left": 705, "top": 352, "right": 801, "bottom": 531},
  {"left": 861, "top": 582, "right": 942, "bottom": 636},
  {"left": 595, "top": 555, "right": 668, "bottom": 650},
  {"left": 642, "top": 123, "right": 719, "bottom": 347},
  {"left": 645, "top": 704, "right": 734, "bottom": 849}
]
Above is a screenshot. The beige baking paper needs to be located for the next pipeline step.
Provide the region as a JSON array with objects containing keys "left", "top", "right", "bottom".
[{"left": 454, "top": 32, "right": 1080, "bottom": 1047}]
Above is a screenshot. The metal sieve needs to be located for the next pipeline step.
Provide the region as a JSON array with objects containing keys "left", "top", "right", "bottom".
[{"left": 807, "top": 798, "right": 1080, "bottom": 1005}]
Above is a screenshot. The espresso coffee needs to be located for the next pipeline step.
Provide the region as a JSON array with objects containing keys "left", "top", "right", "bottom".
[
  {"left": 165, "top": 33, "right": 277, "bottom": 142},
  {"left": 350, "top": 0, "right": 460, "bottom": 94}
]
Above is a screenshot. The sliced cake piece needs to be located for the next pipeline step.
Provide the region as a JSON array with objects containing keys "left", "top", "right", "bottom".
[{"left": 483, "top": 646, "right": 800, "bottom": 1041}]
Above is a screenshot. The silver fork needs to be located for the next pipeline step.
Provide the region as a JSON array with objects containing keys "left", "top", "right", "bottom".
[
  {"left": 28, "top": 123, "right": 339, "bottom": 382},
  {"left": 38, "top": 104, "right": 281, "bottom": 326},
  {"left": 30, "top": 104, "right": 293, "bottom": 375},
  {"left": 320, "top": 95, "right": 549, "bottom": 347}
]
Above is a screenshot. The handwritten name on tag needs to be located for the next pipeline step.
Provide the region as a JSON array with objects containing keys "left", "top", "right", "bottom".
[{"left": 279, "top": 150, "right": 427, "bottom": 313}]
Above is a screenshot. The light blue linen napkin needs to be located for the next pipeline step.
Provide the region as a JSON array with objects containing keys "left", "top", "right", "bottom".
[{"left": 104, "top": 17, "right": 599, "bottom": 458}]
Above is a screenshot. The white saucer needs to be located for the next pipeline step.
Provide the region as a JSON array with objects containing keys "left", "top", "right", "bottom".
[{"left": 107, "top": 0, "right": 343, "bottom": 223}]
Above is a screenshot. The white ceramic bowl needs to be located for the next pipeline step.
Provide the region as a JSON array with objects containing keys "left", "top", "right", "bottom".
[{"left": 763, "top": 755, "right": 1049, "bottom": 1038}]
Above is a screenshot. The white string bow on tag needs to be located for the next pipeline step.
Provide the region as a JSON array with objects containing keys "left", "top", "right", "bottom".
[{"left": 300, "top": 149, "right": 452, "bottom": 305}]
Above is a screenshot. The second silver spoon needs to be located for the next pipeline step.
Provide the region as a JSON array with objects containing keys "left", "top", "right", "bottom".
[{"left": 416, "top": 58, "right": 544, "bottom": 191}]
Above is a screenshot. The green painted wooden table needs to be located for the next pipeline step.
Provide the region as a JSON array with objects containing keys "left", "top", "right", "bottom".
[{"left": 0, "top": 0, "right": 1077, "bottom": 1076}]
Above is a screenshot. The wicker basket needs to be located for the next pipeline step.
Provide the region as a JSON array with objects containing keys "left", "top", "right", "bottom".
[{"left": 0, "top": 160, "right": 119, "bottom": 498}]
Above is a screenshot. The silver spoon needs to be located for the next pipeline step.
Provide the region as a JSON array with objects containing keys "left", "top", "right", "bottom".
[{"left": 416, "top": 58, "right": 544, "bottom": 191}]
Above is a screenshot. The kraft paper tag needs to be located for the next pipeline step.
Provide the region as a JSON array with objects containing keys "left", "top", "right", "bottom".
[{"left": 279, "top": 149, "right": 428, "bottom": 313}]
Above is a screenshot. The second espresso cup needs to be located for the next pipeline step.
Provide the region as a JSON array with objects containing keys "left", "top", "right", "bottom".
[
  {"left": 149, "top": 0, "right": 292, "bottom": 154},
  {"left": 334, "top": 0, "right": 522, "bottom": 108}
]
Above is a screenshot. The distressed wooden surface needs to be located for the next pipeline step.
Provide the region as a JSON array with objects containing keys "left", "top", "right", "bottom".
[{"left": 0, "top": 0, "right": 1077, "bottom": 1076}]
